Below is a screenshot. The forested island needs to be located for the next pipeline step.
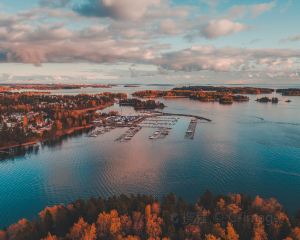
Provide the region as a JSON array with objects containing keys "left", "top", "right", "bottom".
[
  {"left": 133, "top": 89, "right": 251, "bottom": 105},
  {"left": 276, "top": 89, "right": 300, "bottom": 96},
  {"left": 1, "top": 192, "right": 300, "bottom": 240},
  {"left": 119, "top": 99, "right": 165, "bottom": 110},
  {"left": 256, "top": 97, "right": 279, "bottom": 104},
  {"left": 172, "top": 86, "right": 274, "bottom": 95}
]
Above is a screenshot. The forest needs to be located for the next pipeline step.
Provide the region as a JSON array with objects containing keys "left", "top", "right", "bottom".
[{"left": 0, "top": 192, "right": 300, "bottom": 240}]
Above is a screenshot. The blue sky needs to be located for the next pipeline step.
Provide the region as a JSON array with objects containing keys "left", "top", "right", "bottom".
[{"left": 0, "top": 0, "right": 300, "bottom": 84}]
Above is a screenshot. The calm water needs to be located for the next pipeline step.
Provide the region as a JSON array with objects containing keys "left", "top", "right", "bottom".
[{"left": 1, "top": 90, "right": 300, "bottom": 227}]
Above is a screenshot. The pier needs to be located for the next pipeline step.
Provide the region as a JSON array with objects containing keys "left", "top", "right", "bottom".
[
  {"left": 148, "top": 128, "right": 171, "bottom": 140},
  {"left": 153, "top": 111, "right": 212, "bottom": 122},
  {"left": 185, "top": 119, "right": 198, "bottom": 139},
  {"left": 115, "top": 126, "right": 142, "bottom": 142},
  {"left": 88, "top": 126, "right": 115, "bottom": 137}
]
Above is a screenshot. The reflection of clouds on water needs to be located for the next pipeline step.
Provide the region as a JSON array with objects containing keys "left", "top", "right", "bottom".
[{"left": 92, "top": 130, "right": 181, "bottom": 195}]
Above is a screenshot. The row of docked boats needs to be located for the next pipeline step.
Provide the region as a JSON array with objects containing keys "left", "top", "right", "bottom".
[
  {"left": 149, "top": 128, "right": 171, "bottom": 140},
  {"left": 88, "top": 126, "right": 114, "bottom": 137}
]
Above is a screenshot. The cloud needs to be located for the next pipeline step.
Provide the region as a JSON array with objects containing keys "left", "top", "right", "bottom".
[
  {"left": 250, "top": 1, "right": 275, "bottom": 17},
  {"left": 0, "top": 0, "right": 298, "bottom": 76},
  {"left": 0, "top": 19, "right": 162, "bottom": 66},
  {"left": 24, "top": 24, "right": 73, "bottom": 41},
  {"left": 201, "top": 19, "right": 248, "bottom": 39},
  {"left": 74, "top": 0, "right": 160, "bottom": 20},
  {"left": 39, "top": 0, "right": 70, "bottom": 8},
  {"left": 155, "top": 46, "right": 300, "bottom": 72},
  {"left": 281, "top": 34, "right": 300, "bottom": 42},
  {"left": 159, "top": 19, "right": 181, "bottom": 35},
  {"left": 226, "top": 1, "right": 276, "bottom": 19}
]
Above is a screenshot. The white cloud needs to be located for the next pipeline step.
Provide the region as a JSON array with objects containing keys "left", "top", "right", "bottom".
[
  {"left": 226, "top": 1, "right": 276, "bottom": 19},
  {"left": 281, "top": 34, "right": 300, "bottom": 42},
  {"left": 74, "top": 0, "right": 161, "bottom": 20},
  {"left": 159, "top": 19, "right": 181, "bottom": 35},
  {"left": 250, "top": 1, "right": 275, "bottom": 17},
  {"left": 201, "top": 19, "right": 248, "bottom": 39},
  {"left": 155, "top": 46, "right": 300, "bottom": 72}
]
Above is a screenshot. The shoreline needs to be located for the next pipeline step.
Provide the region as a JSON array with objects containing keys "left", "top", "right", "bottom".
[
  {"left": 0, "top": 102, "right": 114, "bottom": 152},
  {"left": 0, "top": 125, "right": 94, "bottom": 152}
]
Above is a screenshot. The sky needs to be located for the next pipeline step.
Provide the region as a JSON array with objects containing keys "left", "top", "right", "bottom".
[{"left": 0, "top": 0, "right": 300, "bottom": 85}]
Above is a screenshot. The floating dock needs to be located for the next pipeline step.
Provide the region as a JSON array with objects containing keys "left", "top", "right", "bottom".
[
  {"left": 185, "top": 118, "right": 198, "bottom": 139},
  {"left": 139, "top": 116, "right": 179, "bottom": 129},
  {"left": 149, "top": 128, "right": 171, "bottom": 140},
  {"left": 115, "top": 126, "right": 142, "bottom": 142}
]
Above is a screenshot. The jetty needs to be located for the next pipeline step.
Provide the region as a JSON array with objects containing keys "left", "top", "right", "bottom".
[
  {"left": 153, "top": 111, "right": 211, "bottom": 122},
  {"left": 185, "top": 118, "right": 198, "bottom": 139}
]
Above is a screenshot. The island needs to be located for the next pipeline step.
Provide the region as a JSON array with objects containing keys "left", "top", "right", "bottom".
[
  {"left": 173, "top": 86, "right": 275, "bottom": 94},
  {"left": 119, "top": 98, "right": 165, "bottom": 110},
  {"left": 0, "top": 84, "right": 113, "bottom": 91},
  {"left": 133, "top": 88, "right": 252, "bottom": 105},
  {"left": 256, "top": 97, "right": 279, "bottom": 103},
  {"left": 276, "top": 88, "right": 300, "bottom": 96}
]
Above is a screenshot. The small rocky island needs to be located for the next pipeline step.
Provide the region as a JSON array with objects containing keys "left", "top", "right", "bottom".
[{"left": 256, "top": 97, "right": 279, "bottom": 103}]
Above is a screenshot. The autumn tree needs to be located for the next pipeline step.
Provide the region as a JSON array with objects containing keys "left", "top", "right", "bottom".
[
  {"left": 0, "top": 231, "right": 7, "bottom": 240},
  {"left": 67, "top": 217, "right": 96, "bottom": 240},
  {"left": 97, "top": 210, "right": 121, "bottom": 238},
  {"left": 205, "top": 234, "right": 220, "bottom": 240},
  {"left": 226, "top": 222, "right": 239, "bottom": 240},
  {"left": 252, "top": 214, "right": 267, "bottom": 240},
  {"left": 290, "top": 227, "right": 300, "bottom": 240},
  {"left": 132, "top": 212, "right": 144, "bottom": 236},
  {"left": 41, "top": 233, "right": 58, "bottom": 240},
  {"left": 212, "top": 224, "right": 226, "bottom": 239}
]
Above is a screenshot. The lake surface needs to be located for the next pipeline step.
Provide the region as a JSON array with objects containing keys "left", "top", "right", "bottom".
[{"left": 1, "top": 87, "right": 300, "bottom": 228}]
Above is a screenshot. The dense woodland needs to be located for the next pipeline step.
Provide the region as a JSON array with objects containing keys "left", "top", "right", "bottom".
[
  {"left": 276, "top": 89, "right": 300, "bottom": 96},
  {"left": 1, "top": 192, "right": 300, "bottom": 240}
]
